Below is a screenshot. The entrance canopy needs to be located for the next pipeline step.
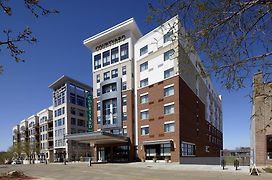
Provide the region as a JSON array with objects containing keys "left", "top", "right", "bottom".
[
  {"left": 143, "top": 139, "right": 173, "bottom": 145},
  {"left": 65, "top": 131, "right": 129, "bottom": 145}
]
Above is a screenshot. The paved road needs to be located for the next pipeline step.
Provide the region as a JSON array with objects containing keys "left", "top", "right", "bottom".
[{"left": 0, "top": 163, "right": 271, "bottom": 180}]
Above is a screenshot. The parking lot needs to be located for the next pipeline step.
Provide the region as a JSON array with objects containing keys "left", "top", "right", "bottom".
[{"left": 0, "top": 163, "right": 271, "bottom": 180}]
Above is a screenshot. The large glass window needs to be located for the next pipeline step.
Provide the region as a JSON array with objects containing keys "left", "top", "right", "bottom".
[
  {"left": 111, "top": 69, "right": 118, "bottom": 78},
  {"left": 120, "top": 43, "right": 128, "bottom": 60},
  {"left": 102, "top": 83, "right": 117, "bottom": 94},
  {"left": 164, "top": 85, "right": 174, "bottom": 97},
  {"left": 164, "top": 122, "right": 175, "bottom": 132},
  {"left": 140, "top": 110, "right": 149, "bottom": 120},
  {"left": 94, "top": 54, "right": 101, "bottom": 70},
  {"left": 140, "top": 45, "right": 148, "bottom": 56},
  {"left": 160, "top": 143, "right": 171, "bottom": 156},
  {"left": 164, "top": 31, "right": 173, "bottom": 43},
  {"left": 164, "top": 49, "right": 174, "bottom": 61},
  {"left": 70, "top": 93, "right": 76, "bottom": 104},
  {"left": 140, "top": 78, "right": 148, "bottom": 87},
  {"left": 164, "top": 68, "right": 174, "bottom": 79},
  {"left": 111, "top": 47, "right": 119, "bottom": 64},
  {"left": 104, "top": 71, "right": 110, "bottom": 81},
  {"left": 164, "top": 103, "right": 175, "bottom": 115},
  {"left": 140, "top": 61, "right": 148, "bottom": 72},
  {"left": 181, "top": 143, "right": 196, "bottom": 156},
  {"left": 77, "top": 95, "right": 85, "bottom": 107},
  {"left": 103, "top": 50, "right": 110, "bottom": 67},
  {"left": 103, "top": 98, "right": 117, "bottom": 125},
  {"left": 141, "top": 126, "right": 149, "bottom": 135},
  {"left": 140, "top": 94, "right": 149, "bottom": 104}
]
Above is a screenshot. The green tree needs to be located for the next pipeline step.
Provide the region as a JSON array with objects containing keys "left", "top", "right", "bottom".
[
  {"left": 147, "top": 0, "right": 272, "bottom": 89},
  {"left": 0, "top": 0, "right": 59, "bottom": 74}
]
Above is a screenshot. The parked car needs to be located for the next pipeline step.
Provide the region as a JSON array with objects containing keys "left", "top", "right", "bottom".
[{"left": 11, "top": 160, "right": 22, "bottom": 165}]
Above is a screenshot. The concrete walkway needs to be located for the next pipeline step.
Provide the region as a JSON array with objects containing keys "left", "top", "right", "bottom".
[{"left": 126, "top": 162, "right": 250, "bottom": 173}]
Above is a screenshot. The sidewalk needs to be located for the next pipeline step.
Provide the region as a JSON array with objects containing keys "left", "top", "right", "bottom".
[{"left": 126, "top": 162, "right": 250, "bottom": 173}]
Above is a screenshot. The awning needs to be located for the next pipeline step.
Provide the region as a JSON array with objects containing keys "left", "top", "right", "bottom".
[
  {"left": 143, "top": 139, "right": 173, "bottom": 145},
  {"left": 65, "top": 131, "right": 129, "bottom": 145}
]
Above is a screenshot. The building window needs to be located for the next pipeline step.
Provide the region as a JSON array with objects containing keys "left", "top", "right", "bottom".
[
  {"left": 123, "top": 128, "right": 127, "bottom": 136},
  {"left": 70, "top": 107, "right": 76, "bottom": 115},
  {"left": 181, "top": 142, "right": 196, "bottom": 156},
  {"left": 71, "top": 118, "right": 76, "bottom": 125},
  {"left": 122, "top": 81, "right": 127, "bottom": 90},
  {"left": 96, "top": 74, "right": 100, "bottom": 83},
  {"left": 77, "top": 119, "right": 85, "bottom": 127},
  {"left": 97, "top": 116, "right": 101, "bottom": 123},
  {"left": 97, "top": 102, "right": 100, "bottom": 111},
  {"left": 97, "top": 89, "right": 100, "bottom": 97},
  {"left": 78, "top": 109, "right": 85, "bottom": 117},
  {"left": 120, "top": 43, "right": 128, "bottom": 60},
  {"left": 102, "top": 83, "right": 117, "bottom": 94},
  {"left": 164, "top": 122, "right": 175, "bottom": 132},
  {"left": 141, "top": 126, "right": 149, "bottom": 135},
  {"left": 94, "top": 54, "right": 101, "bottom": 70},
  {"left": 140, "top": 61, "right": 148, "bottom": 72},
  {"left": 104, "top": 71, "right": 110, "bottom": 81},
  {"left": 122, "top": 96, "right": 127, "bottom": 106},
  {"left": 140, "top": 110, "right": 149, "bottom": 120},
  {"left": 164, "top": 85, "right": 174, "bottom": 97},
  {"left": 123, "top": 112, "right": 127, "bottom": 121},
  {"left": 164, "top": 31, "right": 173, "bottom": 43},
  {"left": 77, "top": 95, "right": 85, "bottom": 107},
  {"left": 111, "top": 47, "right": 119, "bottom": 64},
  {"left": 103, "top": 50, "right": 110, "bottom": 67},
  {"left": 122, "top": 66, "right": 126, "bottom": 75},
  {"left": 111, "top": 69, "right": 118, "bottom": 78},
  {"left": 164, "top": 68, "right": 174, "bottom": 79},
  {"left": 140, "top": 78, "right": 148, "bottom": 88},
  {"left": 164, "top": 103, "right": 175, "bottom": 115},
  {"left": 164, "top": 49, "right": 174, "bottom": 61},
  {"left": 70, "top": 93, "right": 76, "bottom": 104},
  {"left": 140, "top": 94, "right": 149, "bottom": 104},
  {"left": 140, "top": 45, "right": 148, "bottom": 56}
]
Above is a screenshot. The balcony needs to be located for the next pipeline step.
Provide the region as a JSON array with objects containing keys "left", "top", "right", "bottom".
[
  {"left": 48, "top": 127, "right": 53, "bottom": 132},
  {"left": 48, "top": 137, "right": 53, "bottom": 141}
]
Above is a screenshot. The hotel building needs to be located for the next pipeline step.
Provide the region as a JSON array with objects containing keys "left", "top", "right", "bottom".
[
  {"left": 49, "top": 75, "right": 93, "bottom": 162},
  {"left": 251, "top": 73, "right": 272, "bottom": 166},
  {"left": 80, "top": 16, "right": 223, "bottom": 163}
]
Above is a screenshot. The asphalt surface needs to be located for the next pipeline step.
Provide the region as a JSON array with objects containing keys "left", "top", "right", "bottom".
[{"left": 0, "top": 163, "right": 271, "bottom": 180}]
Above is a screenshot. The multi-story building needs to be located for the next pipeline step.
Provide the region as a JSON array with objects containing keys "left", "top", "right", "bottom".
[
  {"left": 134, "top": 16, "right": 222, "bottom": 163},
  {"left": 49, "top": 75, "right": 93, "bottom": 162},
  {"left": 19, "top": 119, "right": 28, "bottom": 144},
  {"left": 27, "top": 115, "right": 40, "bottom": 160},
  {"left": 37, "top": 107, "right": 54, "bottom": 162},
  {"left": 80, "top": 16, "right": 223, "bottom": 163},
  {"left": 251, "top": 72, "right": 272, "bottom": 166},
  {"left": 12, "top": 125, "right": 20, "bottom": 146}
]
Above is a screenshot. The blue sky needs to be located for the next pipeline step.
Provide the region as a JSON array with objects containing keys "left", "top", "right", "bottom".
[{"left": 0, "top": 0, "right": 252, "bottom": 151}]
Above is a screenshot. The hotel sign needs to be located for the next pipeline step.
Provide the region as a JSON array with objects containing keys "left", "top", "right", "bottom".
[
  {"left": 86, "top": 93, "right": 93, "bottom": 132},
  {"left": 95, "top": 35, "right": 126, "bottom": 51}
]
